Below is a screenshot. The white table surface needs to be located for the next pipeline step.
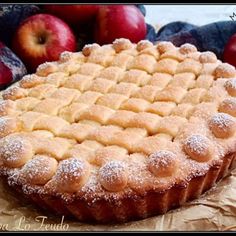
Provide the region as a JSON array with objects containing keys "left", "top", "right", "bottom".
[{"left": 145, "top": 5, "right": 236, "bottom": 28}]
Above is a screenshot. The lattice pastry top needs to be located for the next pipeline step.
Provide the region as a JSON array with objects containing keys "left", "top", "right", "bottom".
[{"left": 0, "top": 38, "right": 236, "bottom": 204}]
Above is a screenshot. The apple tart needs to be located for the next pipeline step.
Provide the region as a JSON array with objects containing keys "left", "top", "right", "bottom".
[{"left": 0, "top": 38, "right": 236, "bottom": 223}]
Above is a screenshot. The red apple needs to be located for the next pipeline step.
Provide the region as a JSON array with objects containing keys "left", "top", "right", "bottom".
[
  {"left": 44, "top": 5, "right": 99, "bottom": 25},
  {"left": 94, "top": 5, "right": 146, "bottom": 45},
  {"left": 12, "top": 14, "right": 76, "bottom": 72},
  {"left": 223, "top": 34, "right": 236, "bottom": 67},
  {"left": 0, "top": 62, "right": 12, "bottom": 87}
]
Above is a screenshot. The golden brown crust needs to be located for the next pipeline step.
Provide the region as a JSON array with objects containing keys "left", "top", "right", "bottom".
[{"left": 0, "top": 38, "right": 236, "bottom": 223}]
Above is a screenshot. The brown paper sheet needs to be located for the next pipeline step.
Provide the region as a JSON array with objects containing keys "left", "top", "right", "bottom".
[{"left": 0, "top": 169, "right": 236, "bottom": 231}]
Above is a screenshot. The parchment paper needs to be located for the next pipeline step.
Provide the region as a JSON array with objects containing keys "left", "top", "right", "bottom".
[{"left": 0, "top": 168, "right": 235, "bottom": 231}]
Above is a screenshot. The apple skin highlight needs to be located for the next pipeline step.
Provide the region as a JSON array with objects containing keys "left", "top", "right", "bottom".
[
  {"left": 94, "top": 5, "right": 147, "bottom": 45},
  {"left": 44, "top": 5, "right": 99, "bottom": 25}
]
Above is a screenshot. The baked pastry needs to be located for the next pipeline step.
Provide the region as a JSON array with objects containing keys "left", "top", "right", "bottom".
[{"left": 0, "top": 38, "right": 236, "bottom": 223}]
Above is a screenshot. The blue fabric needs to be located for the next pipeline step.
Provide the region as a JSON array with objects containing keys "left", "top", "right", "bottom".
[
  {"left": 0, "top": 4, "right": 40, "bottom": 46},
  {"left": 0, "top": 42, "right": 27, "bottom": 90},
  {"left": 145, "top": 23, "right": 157, "bottom": 42},
  {"left": 0, "top": 44, "right": 27, "bottom": 82},
  {"left": 154, "top": 21, "right": 236, "bottom": 59}
]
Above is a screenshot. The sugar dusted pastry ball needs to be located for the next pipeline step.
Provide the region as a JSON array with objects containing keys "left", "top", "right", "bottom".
[
  {"left": 98, "top": 161, "right": 128, "bottom": 192},
  {"left": 179, "top": 43, "right": 197, "bottom": 54},
  {"left": 209, "top": 113, "right": 236, "bottom": 138},
  {"left": 0, "top": 135, "right": 33, "bottom": 168},
  {"left": 54, "top": 157, "right": 90, "bottom": 193},
  {"left": 21, "top": 155, "right": 58, "bottom": 185},
  {"left": 214, "top": 63, "right": 236, "bottom": 78},
  {"left": 183, "top": 134, "right": 213, "bottom": 162},
  {"left": 82, "top": 43, "right": 100, "bottom": 56},
  {"left": 137, "top": 40, "right": 153, "bottom": 51},
  {"left": 59, "top": 51, "right": 74, "bottom": 62},
  {"left": 219, "top": 98, "right": 236, "bottom": 117},
  {"left": 156, "top": 41, "right": 175, "bottom": 54},
  {"left": 148, "top": 150, "right": 179, "bottom": 177},
  {"left": 224, "top": 79, "right": 236, "bottom": 97},
  {"left": 199, "top": 51, "right": 217, "bottom": 63},
  {"left": 112, "top": 38, "right": 133, "bottom": 53}
]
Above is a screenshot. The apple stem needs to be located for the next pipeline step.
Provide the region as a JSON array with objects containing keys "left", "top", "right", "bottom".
[{"left": 37, "top": 34, "right": 47, "bottom": 45}]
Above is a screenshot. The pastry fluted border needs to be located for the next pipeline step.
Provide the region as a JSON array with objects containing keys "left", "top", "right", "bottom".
[{"left": 1, "top": 152, "right": 235, "bottom": 223}]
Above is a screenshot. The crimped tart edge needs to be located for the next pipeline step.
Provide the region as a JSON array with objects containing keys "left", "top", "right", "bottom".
[{"left": 1, "top": 151, "right": 235, "bottom": 223}]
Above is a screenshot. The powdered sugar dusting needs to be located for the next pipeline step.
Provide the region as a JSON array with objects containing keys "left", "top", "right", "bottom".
[
  {"left": 7, "top": 170, "right": 21, "bottom": 186},
  {"left": 37, "top": 62, "right": 53, "bottom": 71},
  {"left": 22, "top": 184, "right": 40, "bottom": 195},
  {"left": 137, "top": 40, "right": 153, "bottom": 51},
  {"left": 180, "top": 43, "right": 197, "bottom": 54},
  {"left": 3, "top": 86, "right": 19, "bottom": 98},
  {"left": 0, "top": 100, "right": 13, "bottom": 115},
  {"left": 157, "top": 41, "right": 175, "bottom": 53},
  {"left": 149, "top": 150, "right": 176, "bottom": 167},
  {"left": 82, "top": 43, "right": 100, "bottom": 56},
  {"left": 215, "top": 63, "right": 236, "bottom": 78},
  {"left": 113, "top": 38, "right": 133, "bottom": 52},
  {"left": 99, "top": 161, "right": 126, "bottom": 186},
  {"left": 55, "top": 158, "right": 85, "bottom": 181},
  {"left": 138, "top": 40, "right": 153, "bottom": 45},
  {"left": 36, "top": 62, "right": 58, "bottom": 76},
  {"left": 199, "top": 51, "right": 217, "bottom": 63},
  {"left": 221, "top": 98, "right": 236, "bottom": 111},
  {"left": 81, "top": 173, "right": 98, "bottom": 194},
  {"left": 22, "top": 156, "right": 52, "bottom": 180},
  {"left": 0, "top": 117, "right": 11, "bottom": 133},
  {"left": 80, "top": 173, "right": 103, "bottom": 203},
  {"left": 113, "top": 38, "right": 131, "bottom": 44},
  {"left": 0, "top": 136, "right": 26, "bottom": 162},
  {"left": 185, "top": 135, "right": 209, "bottom": 156},
  {"left": 19, "top": 74, "right": 44, "bottom": 88},
  {"left": 187, "top": 159, "right": 210, "bottom": 178},
  {"left": 210, "top": 113, "right": 235, "bottom": 131},
  {"left": 225, "top": 79, "right": 236, "bottom": 90},
  {"left": 21, "top": 74, "right": 34, "bottom": 83},
  {"left": 0, "top": 117, "right": 15, "bottom": 137},
  {"left": 83, "top": 43, "right": 100, "bottom": 49},
  {"left": 60, "top": 51, "right": 73, "bottom": 62}
]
